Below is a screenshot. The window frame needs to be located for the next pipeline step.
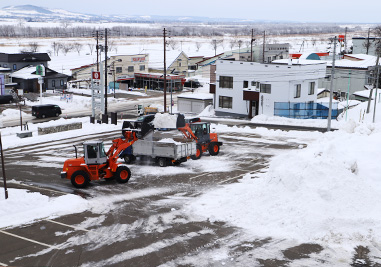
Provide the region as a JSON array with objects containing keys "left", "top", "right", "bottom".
[
  {"left": 218, "top": 95, "right": 233, "bottom": 109},
  {"left": 295, "top": 84, "right": 301, "bottom": 98},
  {"left": 260, "top": 83, "right": 271, "bottom": 94},
  {"left": 219, "top": 76, "right": 233, "bottom": 89},
  {"left": 308, "top": 82, "right": 315, "bottom": 95}
]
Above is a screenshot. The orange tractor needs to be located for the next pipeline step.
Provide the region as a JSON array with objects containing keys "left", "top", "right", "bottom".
[
  {"left": 178, "top": 118, "right": 222, "bottom": 160},
  {"left": 61, "top": 131, "right": 138, "bottom": 188}
]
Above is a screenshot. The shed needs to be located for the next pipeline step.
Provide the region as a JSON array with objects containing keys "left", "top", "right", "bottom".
[{"left": 177, "top": 93, "right": 213, "bottom": 114}]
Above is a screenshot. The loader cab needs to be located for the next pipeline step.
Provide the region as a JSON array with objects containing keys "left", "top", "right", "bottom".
[
  {"left": 83, "top": 141, "right": 107, "bottom": 165},
  {"left": 190, "top": 122, "right": 210, "bottom": 144}
]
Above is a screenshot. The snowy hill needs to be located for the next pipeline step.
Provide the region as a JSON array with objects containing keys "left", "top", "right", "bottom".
[{"left": 0, "top": 5, "right": 267, "bottom": 23}]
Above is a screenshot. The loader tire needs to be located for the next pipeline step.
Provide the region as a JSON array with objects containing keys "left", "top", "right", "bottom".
[
  {"left": 208, "top": 142, "right": 220, "bottom": 156},
  {"left": 71, "top": 171, "right": 90, "bottom": 188},
  {"left": 191, "top": 145, "right": 202, "bottom": 160},
  {"left": 115, "top": 165, "right": 131, "bottom": 184}
]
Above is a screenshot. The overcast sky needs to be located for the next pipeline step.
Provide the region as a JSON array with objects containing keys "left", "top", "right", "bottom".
[{"left": 4, "top": 0, "right": 381, "bottom": 23}]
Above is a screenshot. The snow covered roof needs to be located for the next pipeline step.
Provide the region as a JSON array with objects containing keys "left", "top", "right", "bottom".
[
  {"left": 327, "top": 54, "right": 380, "bottom": 69},
  {"left": 177, "top": 92, "right": 213, "bottom": 100},
  {"left": 10, "top": 65, "right": 40, "bottom": 79},
  {"left": 272, "top": 58, "right": 326, "bottom": 65},
  {"left": 352, "top": 89, "right": 379, "bottom": 99},
  {"left": 0, "top": 67, "right": 11, "bottom": 72}
]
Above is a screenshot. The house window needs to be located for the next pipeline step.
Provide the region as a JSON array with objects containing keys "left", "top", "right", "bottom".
[
  {"left": 3, "top": 64, "right": 7, "bottom": 67},
  {"left": 128, "top": 66, "right": 134, "bottom": 72},
  {"left": 116, "top": 67, "right": 122, "bottom": 73},
  {"left": 179, "top": 62, "right": 182, "bottom": 67},
  {"left": 219, "top": 76, "right": 233, "bottom": 88},
  {"left": 251, "top": 81, "right": 260, "bottom": 87},
  {"left": 218, "top": 96, "right": 232, "bottom": 109},
  {"left": 52, "top": 80, "right": 55, "bottom": 87},
  {"left": 260, "top": 84, "right": 271, "bottom": 94},
  {"left": 243, "top": 81, "right": 248, "bottom": 88},
  {"left": 295, "top": 84, "right": 301, "bottom": 98},
  {"left": 309, "top": 82, "right": 315, "bottom": 95},
  {"left": 13, "top": 64, "right": 17, "bottom": 70},
  {"left": 139, "top": 65, "right": 145, "bottom": 71},
  {"left": 60, "top": 80, "right": 64, "bottom": 86}
]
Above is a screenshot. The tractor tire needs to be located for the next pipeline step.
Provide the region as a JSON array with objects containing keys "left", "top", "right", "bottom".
[
  {"left": 158, "top": 157, "right": 167, "bottom": 167},
  {"left": 191, "top": 145, "right": 202, "bottom": 160},
  {"left": 123, "top": 154, "right": 135, "bottom": 164},
  {"left": 71, "top": 170, "right": 90, "bottom": 188},
  {"left": 208, "top": 142, "right": 220, "bottom": 156},
  {"left": 115, "top": 165, "right": 131, "bottom": 184}
]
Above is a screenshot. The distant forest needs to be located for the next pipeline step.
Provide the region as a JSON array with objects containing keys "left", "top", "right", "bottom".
[{"left": 0, "top": 23, "right": 357, "bottom": 38}]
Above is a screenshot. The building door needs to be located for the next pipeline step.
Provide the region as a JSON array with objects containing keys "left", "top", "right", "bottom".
[{"left": 252, "top": 101, "right": 257, "bottom": 117}]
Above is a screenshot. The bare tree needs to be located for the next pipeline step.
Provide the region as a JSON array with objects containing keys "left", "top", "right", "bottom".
[
  {"left": 88, "top": 43, "right": 95, "bottom": 55},
  {"left": 229, "top": 40, "right": 237, "bottom": 50},
  {"left": 210, "top": 39, "right": 223, "bottom": 56},
  {"left": 60, "top": 20, "right": 71, "bottom": 29},
  {"left": 51, "top": 42, "right": 61, "bottom": 56},
  {"left": 195, "top": 42, "right": 202, "bottom": 52},
  {"left": 27, "top": 42, "right": 39, "bottom": 52},
  {"left": 167, "top": 39, "right": 178, "bottom": 50},
  {"left": 61, "top": 43, "right": 73, "bottom": 55},
  {"left": 73, "top": 42, "right": 83, "bottom": 55}
]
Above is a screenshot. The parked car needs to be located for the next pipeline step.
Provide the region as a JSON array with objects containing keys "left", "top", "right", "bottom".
[
  {"left": 183, "top": 80, "right": 201, "bottom": 88},
  {"left": 0, "top": 95, "right": 14, "bottom": 104},
  {"left": 32, "top": 104, "right": 62, "bottom": 118}
]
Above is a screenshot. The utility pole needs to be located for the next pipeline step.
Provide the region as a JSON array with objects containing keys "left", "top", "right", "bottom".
[
  {"left": 367, "top": 55, "right": 379, "bottom": 113},
  {"left": 0, "top": 133, "right": 8, "bottom": 199},
  {"left": 366, "top": 28, "right": 371, "bottom": 55},
  {"left": 251, "top": 29, "right": 255, "bottom": 62},
  {"left": 344, "top": 27, "right": 348, "bottom": 53},
  {"left": 104, "top": 28, "right": 108, "bottom": 118},
  {"left": 163, "top": 28, "right": 167, "bottom": 112},
  {"left": 372, "top": 64, "right": 380, "bottom": 123},
  {"left": 262, "top": 31, "right": 266, "bottom": 63},
  {"left": 327, "top": 36, "right": 337, "bottom": 132}
]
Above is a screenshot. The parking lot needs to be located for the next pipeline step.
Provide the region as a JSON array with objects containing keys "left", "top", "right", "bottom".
[{"left": 0, "top": 124, "right": 328, "bottom": 266}]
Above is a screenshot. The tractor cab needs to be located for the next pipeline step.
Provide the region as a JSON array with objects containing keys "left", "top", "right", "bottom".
[
  {"left": 190, "top": 122, "right": 211, "bottom": 144},
  {"left": 83, "top": 141, "right": 107, "bottom": 165}
]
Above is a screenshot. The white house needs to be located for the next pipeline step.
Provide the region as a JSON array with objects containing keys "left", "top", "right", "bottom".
[{"left": 212, "top": 60, "right": 327, "bottom": 118}]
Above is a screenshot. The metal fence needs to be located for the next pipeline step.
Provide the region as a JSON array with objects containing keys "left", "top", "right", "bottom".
[{"left": 274, "top": 102, "right": 339, "bottom": 119}]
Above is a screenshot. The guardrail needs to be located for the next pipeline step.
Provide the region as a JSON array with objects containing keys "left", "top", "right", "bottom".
[{"left": 38, "top": 122, "right": 82, "bottom": 135}]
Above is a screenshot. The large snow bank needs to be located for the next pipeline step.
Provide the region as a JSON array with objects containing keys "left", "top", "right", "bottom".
[
  {"left": 0, "top": 189, "right": 88, "bottom": 228},
  {"left": 1, "top": 109, "right": 28, "bottom": 118},
  {"left": 198, "top": 105, "right": 215, "bottom": 117},
  {"left": 188, "top": 121, "right": 381, "bottom": 244}
]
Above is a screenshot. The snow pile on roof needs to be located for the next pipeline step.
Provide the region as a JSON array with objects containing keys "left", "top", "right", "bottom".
[
  {"left": 0, "top": 188, "right": 88, "bottom": 228},
  {"left": 10, "top": 65, "right": 40, "bottom": 79},
  {"left": 177, "top": 92, "right": 213, "bottom": 100},
  {"left": 328, "top": 54, "right": 379, "bottom": 69},
  {"left": 187, "top": 121, "right": 381, "bottom": 245},
  {"left": 153, "top": 113, "right": 178, "bottom": 129}
]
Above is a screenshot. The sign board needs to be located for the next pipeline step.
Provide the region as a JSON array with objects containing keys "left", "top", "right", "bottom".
[
  {"left": 132, "top": 57, "right": 145, "bottom": 62},
  {"left": 92, "top": 71, "right": 101, "bottom": 80},
  {"left": 38, "top": 77, "right": 44, "bottom": 84},
  {"left": 36, "top": 65, "right": 45, "bottom": 76}
]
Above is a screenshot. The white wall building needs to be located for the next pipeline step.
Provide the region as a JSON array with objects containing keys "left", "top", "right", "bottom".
[{"left": 213, "top": 60, "right": 327, "bottom": 118}]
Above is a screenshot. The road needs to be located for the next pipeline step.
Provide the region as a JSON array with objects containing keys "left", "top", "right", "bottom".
[{"left": 0, "top": 122, "right": 344, "bottom": 267}]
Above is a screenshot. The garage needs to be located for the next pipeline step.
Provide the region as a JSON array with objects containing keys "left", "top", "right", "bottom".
[{"left": 177, "top": 93, "right": 213, "bottom": 114}]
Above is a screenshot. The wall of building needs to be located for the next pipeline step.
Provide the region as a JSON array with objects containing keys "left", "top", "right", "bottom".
[
  {"left": 0, "top": 61, "right": 48, "bottom": 72},
  {"left": 319, "top": 68, "right": 369, "bottom": 98},
  {"left": 214, "top": 61, "right": 326, "bottom": 117}
]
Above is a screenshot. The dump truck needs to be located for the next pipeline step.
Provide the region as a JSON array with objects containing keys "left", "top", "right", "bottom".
[
  {"left": 121, "top": 115, "right": 196, "bottom": 166},
  {"left": 120, "top": 131, "right": 196, "bottom": 167}
]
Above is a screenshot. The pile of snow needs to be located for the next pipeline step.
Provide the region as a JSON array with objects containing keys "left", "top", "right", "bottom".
[
  {"left": 198, "top": 105, "right": 215, "bottom": 117},
  {"left": 0, "top": 188, "right": 88, "bottom": 228},
  {"left": 1, "top": 109, "right": 28, "bottom": 118},
  {"left": 153, "top": 113, "right": 178, "bottom": 129},
  {"left": 158, "top": 138, "right": 181, "bottom": 144},
  {"left": 188, "top": 121, "right": 381, "bottom": 245}
]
